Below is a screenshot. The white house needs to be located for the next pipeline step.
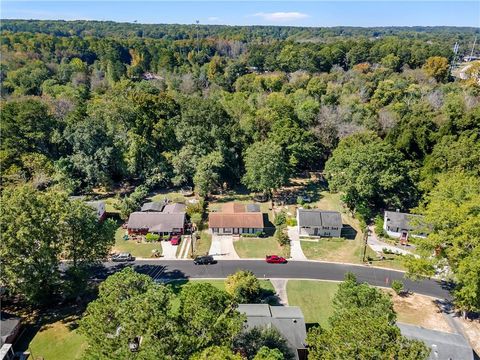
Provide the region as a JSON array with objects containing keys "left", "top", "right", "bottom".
[
  {"left": 296, "top": 209, "right": 342, "bottom": 238},
  {"left": 383, "top": 210, "right": 427, "bottom": 242}
]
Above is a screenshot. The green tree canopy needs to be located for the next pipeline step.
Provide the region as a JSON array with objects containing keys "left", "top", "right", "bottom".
[
  {"left": 306, "top": 274, "right": 430, "bottom": 360},
  {"left": 324, "top": 132, "right": 417, "bottom": 219},
  {"left": 242, "top": 140, "right": 289, "bottom": 198}
]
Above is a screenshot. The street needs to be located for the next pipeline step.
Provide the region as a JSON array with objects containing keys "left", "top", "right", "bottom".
[{"left": 90, "top": 260, "right": 453, "bottom": 300}]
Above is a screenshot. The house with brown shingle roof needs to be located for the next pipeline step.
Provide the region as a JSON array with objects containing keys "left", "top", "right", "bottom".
[{"left": 209, "top": 203, "right": 264, "bottom": 235}]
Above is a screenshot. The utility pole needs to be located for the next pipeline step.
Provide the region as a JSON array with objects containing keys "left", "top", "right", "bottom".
[
  {"left": 362, "top": 226, "right": 369, "bottom": 263},
  {"left": 469, "top": 35, "right": 477, "bottom": 60}
]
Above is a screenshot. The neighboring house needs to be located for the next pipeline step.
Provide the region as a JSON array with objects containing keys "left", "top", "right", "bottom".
[
  {"left": 208, "top": 203, "right": 264, "bottom": 235},
  {"left": 296, "top": 209, "right": 342, "bottom": 238},
  {"left": 237, "top": 304, "right": 307, "bottom": 360},
  {"left": 85, "top": 200, "right": 106, "bottom": 221},
  {"left": 127, "top": 203, "right": 186, "bottom": 235},
  {"left": 1, "top": 312, "right": 21, "bottom": 346},
  {"left": 398, "top": 323, "right": 474, "bottom": 360},
  {"left": 163, "top": 203, "right": 186, "bottom": 214},
  {"left": 383, "top": 210, "right": 427, "bottom": 242},
  {"left": 140, "top": 200, "right": 167, "bottom": 212}
]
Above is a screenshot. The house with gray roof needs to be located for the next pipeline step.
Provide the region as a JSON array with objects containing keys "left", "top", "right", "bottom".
[
  {"left": 383, "top": 210, "right": 427, "bottom": 242},
  {"left": 127, "top": 212, "right": 185, "bottom": 235},
  {"left": 1, "top": 312, "right": 21, "bottom": 346},
  {"left": 237, "top": 304, "right": 307, "bottom": 360},
  {"left": 85, "top": 200, "right": 106, "bottom": 221},
  {"left": 140, "top": 200, "right": 167, "bottom": 212},
  {"left": 398, "top": 323, "right": 474, "bottom": 360},
  {"left": 296, "top": 209, "right": 342, "bottom": 238},
  {"left": 162, "top": 203, "right": 186, "bottom": 214}
]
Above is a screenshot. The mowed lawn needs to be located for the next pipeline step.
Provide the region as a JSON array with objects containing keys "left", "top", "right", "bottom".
[
  {"left": 193, "top": 231, "right": 212, "bottom": 257},
  {"left": 287, "top": 280, "right": 338, "bottom": 328},
  {"left": 113, "top": 227, "right": 162, "bottom": 258},
  {"left": 299, "top": 191, "right": 366, "bottom": 264},
  {"left": 234, "top": 237, "right": 290, "bottom": 258},
  {"left": 29, "top": 321, "right": 86, "bottom": 360}
]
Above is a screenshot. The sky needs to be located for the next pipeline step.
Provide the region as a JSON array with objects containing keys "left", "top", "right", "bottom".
[{"left": 1, "top": 1, "right": 479, "bottom": 27}]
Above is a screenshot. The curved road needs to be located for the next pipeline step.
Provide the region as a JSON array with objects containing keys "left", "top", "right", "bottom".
[{"left": 93, "top": 260, "right": 452, "bottom": 299}]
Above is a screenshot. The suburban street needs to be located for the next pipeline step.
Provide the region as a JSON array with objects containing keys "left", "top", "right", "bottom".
[{"left": 93, "top": 260, "right": 452, "bottom": 300}]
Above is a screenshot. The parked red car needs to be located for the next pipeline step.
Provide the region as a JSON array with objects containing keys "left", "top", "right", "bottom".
[
  {"left": 265, "top": 255, "right": 287, "bottom": 264},
  {"left": 170, "top": 235, "right": 181, "bottom": 246}
]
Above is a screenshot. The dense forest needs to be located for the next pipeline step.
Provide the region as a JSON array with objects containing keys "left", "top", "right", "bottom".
[{"left": 1, "top": 20, "right": 480, "bottom": 312}]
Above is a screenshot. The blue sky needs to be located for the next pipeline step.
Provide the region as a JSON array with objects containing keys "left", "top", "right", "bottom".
[{"left": 2, "top": 1, "right": 479, "bottom": 27}]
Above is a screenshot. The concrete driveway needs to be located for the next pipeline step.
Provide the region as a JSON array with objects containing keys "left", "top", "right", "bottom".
[
  {"left": 209, "top": 234, "right": 240, "bottom": 260},
  {"left": 161, "top": 241, "right": 178, "bottom": 259},
  {"left": 287, "top": 226, "right": 307, "bottom": 261}
]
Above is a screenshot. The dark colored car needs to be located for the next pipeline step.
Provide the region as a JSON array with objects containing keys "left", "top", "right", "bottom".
[
  {"left": 193, "top": 255, "right": 216, "bottom": 265},
  {"left": 111, "top": 252, "right": 135, "bottom": 262},
  {"left": 170, "top": 235, "right": 181, "bottom": 245},
  {"left": 266, "top": 255, "right": 287, "bottom": 264}
]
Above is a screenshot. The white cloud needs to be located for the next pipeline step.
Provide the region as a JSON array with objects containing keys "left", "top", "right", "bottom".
[
  {"left": 253, "top": 12, "right": 309, "bottom": 22},
  {"left": 207, "top": 16, "right": 221, "bottom": 22}
]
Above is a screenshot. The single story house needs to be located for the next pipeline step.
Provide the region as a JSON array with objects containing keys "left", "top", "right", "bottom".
[
  {"left": 296, "top": 209, "right": 342, "bottom": 237},
  {"left": 140, "top": 200, "right": 167, "bottom": 212},
  {"left": 85, "top": 200, "right": 106, "bottom": 221},
  {"left": 398, "top": 323, "right": 474, "bottom": 360},
  {"left": 208, "top": 203, "right": 264, "bottom": 235},
  {"left": 127, "top": 203, "right": 186, "bottom": 235},
  {"left": 237, "top": 304, "right": 307, "bottom": 360},
  {"left": 383, "top": 210, "right": 427, "bottom": 242},
  {"left": 1, "top": 312, "right": 21, "bottom": 346},
  {"left": 163, "top": 203, "right": 186, "bottom": 214}
]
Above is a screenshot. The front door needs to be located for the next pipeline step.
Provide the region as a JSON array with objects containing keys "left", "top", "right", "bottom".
[
  {"left": 314, "top": 227, "right": 318, "bottom": 236},
  {"left": 233, "top": 228, "right": 239, "bottom": 234}
]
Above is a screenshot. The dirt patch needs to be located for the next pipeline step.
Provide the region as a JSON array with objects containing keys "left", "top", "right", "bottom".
[
  {"left": 387, "top": 291, "right": 452, "bottom": 333},
  {"left": 458, "top": 318, "right": 480, "bottom": 355}
]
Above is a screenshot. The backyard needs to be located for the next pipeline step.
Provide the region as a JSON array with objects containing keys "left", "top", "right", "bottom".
[{"left": 233, "top": 236, "right": 290, "bottom": 259}]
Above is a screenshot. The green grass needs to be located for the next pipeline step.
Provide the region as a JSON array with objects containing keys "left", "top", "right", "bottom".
[
  {"left": 166, "top": 279, "right": 274, "bottom": 294},
  {"left": 193, "top": 231, "right": 212, "bottom": 257},
  {"left": 301, "top": 238, "right": 348, "bottom": 259},
  {"left": 104, "top": 196, "right": 120, "bottom": 214},
  {"left": 287, "top": 280, "right": 338, "bottom": 327},
  {"left": 29, "top": 320, "right": 87, "bottom": 360},
  {"left": 150, "top": 191, "right": 187, "bottom": 203},
  {"left": 233, "top": 236, "right": 289, "bottom": 258},
  {"left": 113, "top": 227, "right": 162, "bottom": 258}
]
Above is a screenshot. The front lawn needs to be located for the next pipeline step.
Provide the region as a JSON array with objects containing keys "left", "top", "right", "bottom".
[
  {"left": 167, "top": 279, "right": 275, "bottom": 295},
  {"left": 286, "top": 280, "right": 338, "bottom": 327},
  {"left": 193, "top": 231, "right": 212, "bottom": 257},
  {"left": 233, "top": 236, "right": 289, "bottom": 259},
  {"left": 112, "top": 227, "right": 162, "bottom": 258}
]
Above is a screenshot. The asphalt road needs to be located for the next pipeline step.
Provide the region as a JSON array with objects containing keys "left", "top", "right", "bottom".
[{"left": 92, "top": 260, "right": 452, "bottom": 300}]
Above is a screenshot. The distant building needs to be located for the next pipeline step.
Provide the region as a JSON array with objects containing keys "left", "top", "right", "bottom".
[
  {"left": 208, "top": 203, "right": 264, "bottom": 235},
  {"left": 296, "top": 209, "right": 342, "bottom": 237},
  {"left": 383, "top": 210, "right": 427, "bottom": 242},
  {"left": 398, "top": 323, "right": 474, "bottom": 360},
  {"left": 140, "top": 200, "right": 167, "bottom": 212},
  {"left": 85, "top": 200, "right": 106, "bottom": 221},
  {"left": 1, "top": 312, "right": 21, "bottom": 346},
  {"left": 237, "top": 304, "right": 307, "bottom": 360}
]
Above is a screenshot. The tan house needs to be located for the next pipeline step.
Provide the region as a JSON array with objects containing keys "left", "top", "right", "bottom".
[{"left": 209, "top": 203, "right": 264, "bottom": 235}]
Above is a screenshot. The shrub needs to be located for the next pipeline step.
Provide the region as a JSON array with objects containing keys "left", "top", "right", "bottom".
[
  {"left": 225, "top": 270, "right": 261, "bottom": 303},
  {"left": 275, "top": 225, "right": 290, "bottom": 246},
  {"left": 145, "top": 233, "right": 160, "bottom": 242},
  {"left": 274, "top": 211, "right": 286, "bottom": 226},
  {"left": 374, "top": 215, "right": 387, "bottom": 237},
  {"left": 286, "top": 218, "right": 297, "bottom": 226},
  {"left": 296, "top": 196, "right": 305, "bottom": 205},
  {"left": 391, "top": 280, "right": 404, "bottom": 295}
]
